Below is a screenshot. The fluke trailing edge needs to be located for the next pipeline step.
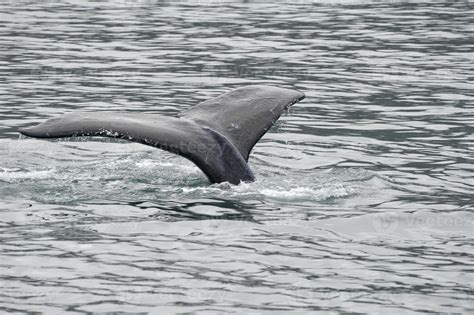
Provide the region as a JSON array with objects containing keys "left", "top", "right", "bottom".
[{"left": 18, "top": 85, "right": 305, "bottom": 184}]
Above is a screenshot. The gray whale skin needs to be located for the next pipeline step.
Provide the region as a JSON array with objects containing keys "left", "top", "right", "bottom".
[{"left": 19, "top": 85, "right": 305, "bottom": 184}]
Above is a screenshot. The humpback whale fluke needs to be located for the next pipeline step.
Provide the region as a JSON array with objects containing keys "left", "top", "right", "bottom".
[{"left": 18, "top": 85, "right": 305, "bottom": 184}]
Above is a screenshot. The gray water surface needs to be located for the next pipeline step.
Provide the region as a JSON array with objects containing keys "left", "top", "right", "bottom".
[{"left": 0, "top": 1, "right": 473, "bottom": 314}]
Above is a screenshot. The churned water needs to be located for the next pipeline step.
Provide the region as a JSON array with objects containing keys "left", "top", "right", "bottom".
[{"left": 0, "top": 0, "right": 472, "bottom": 314}]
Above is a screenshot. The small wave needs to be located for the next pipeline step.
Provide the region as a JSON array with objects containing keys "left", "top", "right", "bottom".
[
  {"left": 135, "top": 159, "right": 200, "bottom": 173},
  {"left": 175, "top": 181, "right": 357, "bottom": 202},
  {"left": 261, "top": 184, "right": 355, "bottom": 201},
  {"left": 0, "top": 169, "right": 56, "bottom": 183},
  {"left": 136, "top": 160, "right": 174, "bottom": 168}
]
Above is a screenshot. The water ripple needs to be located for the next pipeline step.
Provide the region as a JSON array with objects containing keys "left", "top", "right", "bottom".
[{"left": 0, "top": 1, "right": 472, "bottom": 314}]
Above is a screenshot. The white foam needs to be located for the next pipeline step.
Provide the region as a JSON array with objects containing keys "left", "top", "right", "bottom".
[
  {"left": 175, "top": 180, "right": 356, "bottom": 202},
  {"left": 0, "top": 169, "right": 56, "bottom": 183},
  {"left": 260, "top": 184, "right": 352, "bottom": 201},
  {"left": 135, "top": 159, "right": 199, "bottom": 173},
  {"left": 261, "top": 187, "right": 317, "bottom": 199},
  {"left": 136, "top": 159, "right": 168, "bottom": 168}
]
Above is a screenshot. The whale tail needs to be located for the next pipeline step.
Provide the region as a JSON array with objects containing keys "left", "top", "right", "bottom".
[{"left": 18, "top": 85, "right": 305, "bottom": 184}]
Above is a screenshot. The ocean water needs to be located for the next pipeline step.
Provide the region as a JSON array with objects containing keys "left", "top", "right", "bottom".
[{"left": 0, "top": 0, "right": 472, "bottom": 314}]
